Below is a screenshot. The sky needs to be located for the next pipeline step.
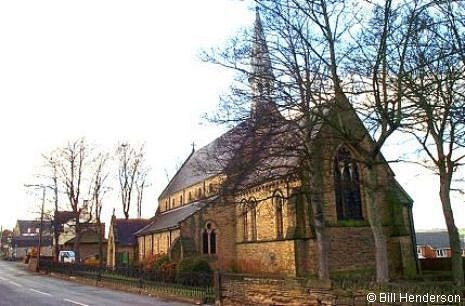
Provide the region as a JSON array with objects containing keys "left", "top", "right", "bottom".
[{"left": 0, "top": 1, "right": 463, "bottom": 232}]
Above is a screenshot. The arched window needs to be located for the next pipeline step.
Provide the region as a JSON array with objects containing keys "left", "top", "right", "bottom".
[
  {"left": 249, "top": 197, "right": 257, "bottom": 241},
  {"left": 241, "top": 200, "right": 248, "bottom": 241},
  {"left": 273, "top": 191, "right": 284, "bottom": 239},
  {"left": 202, "top": 222, "right": 217, "bottom": 255},
  {"left": 188, "top": 191, "right": 192, "bottom": 202},
  {"left": 334, "top": 146, "right": 363, "bottom": 220},
  {"left": 197, "top": 187, "right": 203, "bottom": 199},
  {"left": 180, "top": 195, "right": 183, "bottom": 205}
]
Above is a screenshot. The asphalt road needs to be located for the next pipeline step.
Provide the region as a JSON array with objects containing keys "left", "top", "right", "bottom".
[{"left": 0, "top": 260, "right": 192, "bottom": 306}]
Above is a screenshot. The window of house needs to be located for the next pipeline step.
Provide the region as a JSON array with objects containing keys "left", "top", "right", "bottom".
[
  {"left": 273, "top": 191, "right": 284, "bottom": 239},
  {"left": 334, "top": 146, "right": 363, "bottom": 221},
  {"left": 180, "top": 195, "right": 183, "bottom": 205},
  {"left": 35, "top": 228, "right": 40, "bottom": 233},
  {"left": 436, "top": 249, "right": 446, "bottom": 258},
  {"left": 202, "top": 222, "right": 217, "bottom": 255},
  {"left": 172, "top": 199, "right": 175, "bottom": 208},
  {"left": 188, "top": 192, "right": 192, "bottom": 202},
  {"left": 198, "top": 187, "right": 203, "bottom": 198}
]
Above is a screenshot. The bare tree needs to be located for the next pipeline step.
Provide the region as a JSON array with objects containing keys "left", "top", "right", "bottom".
[
  {"left": 52, "top": 138, "right": 93, "bottom": 262},
  {"left": 202, "top": 0, "right": 424, "bottom": 282},
  {"left": 43, "top": 155, "right": 61, "bottom": 262},
  {"left": 89, "top": 152, "right": 110, "bottom": 266},
  {"left": 117, "top": 142, "right": 149, "bottom": 219},
  {"left": 399, "top": 0, "right": 465, "bottom": 285}
]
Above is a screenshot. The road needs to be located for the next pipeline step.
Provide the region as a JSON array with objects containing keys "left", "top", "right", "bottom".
[{"left": 0, "top": 260, "right": 192, "bottom": 306}]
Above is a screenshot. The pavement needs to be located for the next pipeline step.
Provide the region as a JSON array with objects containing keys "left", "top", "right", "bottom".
[{"left": 0, "top": 260, "right": 193, "bottom": 306}]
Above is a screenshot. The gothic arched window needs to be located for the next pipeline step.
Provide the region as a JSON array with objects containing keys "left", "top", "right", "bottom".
[
  {"left": 249, "top": 198, "right": 257, "bottom": 241},
  {"left": 273, "top": 191, "right": 284, "bottom": 239},
  {"left": 334, "top": 147, "right": 363, "bottom": 220},
  {"left": 241, "top": 200, "right": 248, "bottom": 241},
  {"left": 202, "top": 222, "right": 217, "bottom": 255}
]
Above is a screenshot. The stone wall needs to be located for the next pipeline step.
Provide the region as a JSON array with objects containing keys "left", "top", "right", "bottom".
[
  {"left": 236, "top": 240, "right": 296, "bottom": 276},
  {"left": 216, "top": 273, "right": 365, "bottom": 306},
  {"left": 327, "top": 226, "right": 376, "bottom": 272},
  {"left": 181, "top": 198, "right": 237, "bottom": 271}
]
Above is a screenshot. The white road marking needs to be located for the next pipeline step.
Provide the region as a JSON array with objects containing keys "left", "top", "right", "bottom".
[
  {"left": 64, "top": 299, "right": 90, "bottom": 306},
  {"left": 29, "top": 288, "right": 52, "bottom": 296},
  {"left": 8, "top": 281, "right": 23, "bottom": 287}
]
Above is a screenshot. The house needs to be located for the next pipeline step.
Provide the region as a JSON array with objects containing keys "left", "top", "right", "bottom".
[
  {"left": 1, "top": 229, "right": 13, "bottom": 257},
  {"left": 107, "top": 214, "right": 151, "bottom": 267},
  {"left": 416, "top": 231, "right": 465, "bottom": 258},
  {"left": 10, "top": 220, "right": 53, "bottom": 259},
  {"left": 136, "top": 11, "right": 417, "bottom": 278},
  {"left": 62, "top": 223, "right": 106, "bottom": 262}
]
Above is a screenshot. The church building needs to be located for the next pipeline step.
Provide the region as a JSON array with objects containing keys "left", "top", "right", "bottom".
[{"left": 135, "top": 11, "right": 417, "bottom": 278}]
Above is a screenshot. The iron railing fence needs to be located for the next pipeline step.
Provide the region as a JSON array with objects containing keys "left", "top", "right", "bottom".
[{"left": 40, "top": 260, "right": 214, "bottom": 303}]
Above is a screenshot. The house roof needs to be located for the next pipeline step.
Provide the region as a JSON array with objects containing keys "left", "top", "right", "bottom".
[
  {"left": 54, "top": 211, "right": 79, "bottom": 225},
  {"left": 16, "top": 220, "right": 52, "bottom": 233},
  {"left": 135, "top": 198, "right": 213, "bottom": 236},
  {"left": 63, "top": 229, "right": 107, "bottom": 245},
  {"left": 416, "top": 231, "right": 465, "bottom": 249},
  {"left": 11, "top": 236, "right": 53, "bottom": 248},
  {"left": 113, "top": 218, "right": 151, "bottom": 246}
]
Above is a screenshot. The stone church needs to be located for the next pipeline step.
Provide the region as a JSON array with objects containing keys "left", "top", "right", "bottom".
[{"left": 135, "top": 12, "right": 417, "bottom": 278}]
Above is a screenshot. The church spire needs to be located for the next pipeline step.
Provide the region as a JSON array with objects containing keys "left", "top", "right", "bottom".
[{"left": 249, "top": 8, "right": 278, "bottom": 120}]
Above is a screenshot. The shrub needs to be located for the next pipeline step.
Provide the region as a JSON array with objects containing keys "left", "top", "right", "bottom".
[
  {"left": 152, "top": 255, "right": 170, "bottom": 272},
  {"left": 176, "top": 257, "right": 213, "bottom": 286},
  {"left": 140, "top": 253, "right": 166, "bottom": 273},
  {"left": 158, "top": 261, "right": 177, "bottom": 283}
]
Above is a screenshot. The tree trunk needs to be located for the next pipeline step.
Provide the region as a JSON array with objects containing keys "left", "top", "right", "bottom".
[
  {"left": 54, "top": 228, "right": 60, "bottom": 262},
  {"left": 304, "top": 158, "right": 329, "bottom": 281},
  {"left": 73, "top": 219, "right": 81, "bottom": 263},
  {"left": 366, "top": 163, "right": 390, "bottom": 283},
  {"left": 97, "top": 221, "right": 103, "bottom": 267},
  {"left": 439, "top": 174, "right": 464, "bottom": 286}
]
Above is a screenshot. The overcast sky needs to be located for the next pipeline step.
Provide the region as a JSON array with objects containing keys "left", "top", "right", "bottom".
[{"left": 0, "top": 1, "right": 463, "bottom": 232}]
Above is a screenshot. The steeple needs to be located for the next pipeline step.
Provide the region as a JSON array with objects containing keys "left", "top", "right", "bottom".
[{"left": 249, "top": 8, "right": 279, "bottom": 120}]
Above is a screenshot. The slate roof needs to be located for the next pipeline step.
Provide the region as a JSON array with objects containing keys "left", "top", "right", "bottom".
[
  {"left": 16, "top": 220, "right": 52, "bottom": 234},
  {"left": 64, "top": 230, "right": 107, "bottom": 245},
  {"left": 113, "top": 219, "right": 151, "bottom": 246},
  {"left": 416, "top": 231, "right": 465, "bottom": 249},
  {"left": 157, "top": 124, "right": 244, "bottom": 200},
  {"left": 135, "top": 199, "right": 212, "bottom": 236},
  {"left": 54, "top": 211, "right": 79, "bottom": 225},
  {"left": 11, "top": 236, "right": 53, "bottom": 248},
  {"left": 158, "top": 119, "right": 302, "bottom": 200}
]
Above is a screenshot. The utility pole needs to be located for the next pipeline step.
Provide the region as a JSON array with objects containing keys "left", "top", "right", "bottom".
[
  {"left": 37, "top": 186, "right": 46, "bottom": 272},
  {"left": 25, "top": 184, "right": 47, "bottom": 272}
]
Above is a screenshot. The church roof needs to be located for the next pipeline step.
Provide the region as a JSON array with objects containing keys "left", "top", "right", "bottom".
[
  {"left": 135, "top": 198, "right": 213, "bottom": 236},
  {"left": 158, "top": 124, "right": 245, "bottom": 200},
  {"left": 158, "top": 117, "right": 304, "bottom": 200}
]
